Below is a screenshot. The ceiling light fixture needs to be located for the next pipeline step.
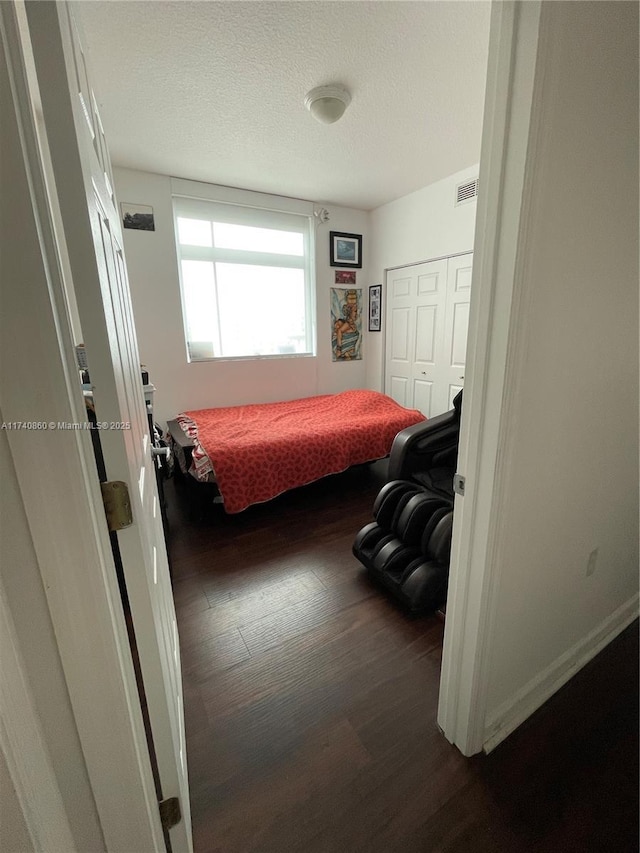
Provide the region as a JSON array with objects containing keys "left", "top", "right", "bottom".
[{"left": 304, "top": 85, "right": 351, "bottom": 124}]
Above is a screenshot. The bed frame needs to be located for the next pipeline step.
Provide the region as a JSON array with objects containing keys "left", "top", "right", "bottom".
[{"left": 167, "top": 418, "right": 222, "bottom": 518}]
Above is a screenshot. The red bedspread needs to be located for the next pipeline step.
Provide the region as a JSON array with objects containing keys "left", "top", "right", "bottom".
[{"left": 178, "top": 389, "right": 425, "bottom": 513}]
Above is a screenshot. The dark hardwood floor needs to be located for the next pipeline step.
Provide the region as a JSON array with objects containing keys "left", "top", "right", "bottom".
[{"left": 167, "top": 464, "right": 639, "bottom": 853}]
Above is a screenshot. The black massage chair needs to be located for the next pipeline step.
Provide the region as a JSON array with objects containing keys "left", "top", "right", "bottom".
[{"left": 352, "top": 391, "right": 463, "bottom": 614}]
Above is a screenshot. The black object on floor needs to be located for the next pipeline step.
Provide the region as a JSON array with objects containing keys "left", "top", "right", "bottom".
[
  {"left": 353, "top": 479, "right": 453, "bottom": 613},
  {"left": 354, "top": 393, "right": 463, "bottom": 614}
]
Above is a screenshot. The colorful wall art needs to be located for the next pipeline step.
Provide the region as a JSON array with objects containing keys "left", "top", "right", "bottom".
[{"left": 331, "top": 287, "right": 362, "bottom": 361}]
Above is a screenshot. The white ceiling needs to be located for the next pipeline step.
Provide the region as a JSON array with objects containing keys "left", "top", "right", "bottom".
[{"left": 76, "top": 0, "right": 491, "bottom": 211}]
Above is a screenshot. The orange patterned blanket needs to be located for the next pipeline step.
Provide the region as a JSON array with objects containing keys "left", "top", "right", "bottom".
[{"left": 177, "top": 389, "right": 425, "bottom": 513}]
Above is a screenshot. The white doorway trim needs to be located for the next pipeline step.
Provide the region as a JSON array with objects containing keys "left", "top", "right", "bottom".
[
  {"left": 437, "top": 0, "right": 544, "bottom": 755},
  {"left": 386, "top": 249, "right": 474, "bottom": 273}
]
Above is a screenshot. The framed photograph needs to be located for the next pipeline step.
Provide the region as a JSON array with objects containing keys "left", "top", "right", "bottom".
[
  {"left": 369, "top": 284, "right": 382, "bottom": 332},
  {"left": 335, "top": 270, "right": 356, "bottom": 284},
  {"left": 330, "top": 231, "right": 362, "bottom": 268},
  {"left": 120, "top": 202, "right": 155, "bottom": 231}
]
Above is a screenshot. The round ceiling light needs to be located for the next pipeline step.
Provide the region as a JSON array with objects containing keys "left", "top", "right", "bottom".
[{"left": 304, "top": 85, "right": 351, "bottom": 124}]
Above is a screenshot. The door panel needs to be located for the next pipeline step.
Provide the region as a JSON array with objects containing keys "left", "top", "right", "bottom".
[
  {"left": 391, "top": 275, "right": 412, "bottom": 298},
  {"left": 450, "top": 301, "right": 470, "bottom": 367},
  {"left": 444, "top": 254, "right": 474, "bottom": 404},
  {"left": 415, "top": 305, "right": 438, "bottom": 365},
  {"left": 26, "top": 4, "right": 192, "bottom": 851},
  {"left": 390, "top": 306, "right": 411, "bottom": 361},
  {"left": 414, "top": 379, "right": 433, "bottom": 416},
  {"left": 453, "top": 262, "right": 473, "bottom": 292},
  {"left": 417, "top": 270, "right": 440, "bottom": 294},
  {"left": 448, "top": 383, "right": 464, "bottom": 409},
  {"left": 390, "top": 375, "right": 409, "bottom": 407}
]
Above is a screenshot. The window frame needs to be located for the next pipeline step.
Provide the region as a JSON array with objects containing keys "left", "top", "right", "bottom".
[{"left": 172, "top": 183, "right": 316, "bottom": 363}]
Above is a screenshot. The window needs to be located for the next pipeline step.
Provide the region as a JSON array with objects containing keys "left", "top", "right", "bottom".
[{"left": 173, "top": 194, "right": 315, "bottom": 361}]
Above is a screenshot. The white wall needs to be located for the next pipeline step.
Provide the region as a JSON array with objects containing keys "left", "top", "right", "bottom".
[
  {"left": 115, "top": 168, "right": 370, "bottom": 425},
  {"left": 366, "top": 165, "right": 479, "bottom": 390},
  {"left": 482, "top": 0, "right": 638, "bottom": 744}
]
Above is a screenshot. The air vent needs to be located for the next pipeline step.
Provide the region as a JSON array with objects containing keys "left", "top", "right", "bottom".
[{"left": 455, "top": 178, "right": 479, "bottom": 206}]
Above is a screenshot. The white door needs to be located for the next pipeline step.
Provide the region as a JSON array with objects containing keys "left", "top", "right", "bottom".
[
  {"left": 443, "top": 254, "right": 473, "bottom": 409},
  {"left": 385, "top": 258, "right": 448, "bottom": 416},
  {"left": 385, "top": 254, "right": 472, "bottom": 416},
  {"left": 25, "top": 4, "right": 192, "bottom": 851}
]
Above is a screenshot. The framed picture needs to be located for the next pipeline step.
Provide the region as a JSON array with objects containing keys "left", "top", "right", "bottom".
[
  {"left": 369, "top": 284, "right": 382, "bottom": 332},
  {"left": 335, "top": 270, "right": 356, "bottom": 284},
  {"left": 330, "top": 231, "right": 362, "bottom": 268},
  {"left": 331, "top": 287, "right": 362, "bottom": 361},
  {"left": 120, "top": 202, "right": 155, "bottom": 231}
]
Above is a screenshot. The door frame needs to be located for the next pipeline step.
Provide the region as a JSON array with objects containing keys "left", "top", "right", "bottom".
[
  {"left": 1, "top": 13, "right": 548, "bottom": 853},
  {"left": 1, "top": 3, "right": 167, "bottom": 848},
  {"left": 437, "top": 0, "right": 543, "bottom": 755}
]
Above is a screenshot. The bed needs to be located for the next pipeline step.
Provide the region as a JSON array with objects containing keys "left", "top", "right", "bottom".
[{"left": 167, "top": 389, "right": 425, "bottom": 514}]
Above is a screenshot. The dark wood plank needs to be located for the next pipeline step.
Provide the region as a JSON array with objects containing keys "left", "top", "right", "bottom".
[
  {"left": 190, "top": 717, "right": 373, "bottom": 853},
  {"left": 171, "top": 576, "right": 210, "bottom": 618},
  {"left": 238, "top": 574, "right": 375, "bottom": 656},
  {"left": 203, "top": 562, "right": 326, "bottom": 606},
  {"left": 181, "top": 627, "right": 251, "bottom": 683},
  {"left": 177, "top": 569, "right": 327, "bottom": 645},
  {"left": 164, "top": 469, "right": 639, "bottom": 853}
]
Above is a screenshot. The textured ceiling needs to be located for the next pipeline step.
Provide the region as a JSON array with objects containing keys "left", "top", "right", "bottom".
[{"left": 76, "top": 1, "right": 491, "bottom": 210}]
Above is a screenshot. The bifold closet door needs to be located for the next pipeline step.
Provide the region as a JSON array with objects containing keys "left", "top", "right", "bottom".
[
  {"left": 385, "top": 259, "right": 448, "bottom": 417},
  {"left": 385, "top": 253, "right": 472, "bottom": 417}
]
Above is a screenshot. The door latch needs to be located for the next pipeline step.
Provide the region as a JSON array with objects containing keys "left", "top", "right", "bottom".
[{"left": 453, "top": 473, "right": 466, "bottom": 496}]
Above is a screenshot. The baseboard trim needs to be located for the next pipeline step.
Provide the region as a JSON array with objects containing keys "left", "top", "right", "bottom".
[{"left": 482, "top": 594, "right": 639, "bottom": 753}]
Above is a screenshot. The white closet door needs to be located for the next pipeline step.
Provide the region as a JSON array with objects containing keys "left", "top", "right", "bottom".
[
  {"left": 443, "top": 254, "right": 473, "bottom": 409},
  {"left": 385, "top": 259, "right": 448, "bottom": 417},
  {"left": 385, "top": 253, "right": 472, "bottom": 417}
]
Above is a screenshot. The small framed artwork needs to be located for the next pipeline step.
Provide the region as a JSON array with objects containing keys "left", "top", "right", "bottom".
[
  {"left": 335, "top": 270, "right": 356, "bottom": 284},
  {"left": 330, "top": 231, "right": 362, "bottom": 268},
  {"left": 120, "top": 202, "right": 155, "bottom": 231},
  {"left": 369, "top": 284, "right": 382, "bottom": 332}
]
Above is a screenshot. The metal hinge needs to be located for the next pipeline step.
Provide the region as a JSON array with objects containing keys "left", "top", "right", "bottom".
[
  {"left": 159, "top": 796, "right": 181, "bottom": 831},
  {"left": 453, "top": 473, "right": 466, "bottom": 496},
  {"left": 100, "top": 481, "right": 133, "bottom": 531}
]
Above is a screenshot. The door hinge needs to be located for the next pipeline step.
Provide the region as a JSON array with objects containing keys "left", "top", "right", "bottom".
[
  {"left": 453, "top": 473, "right": 466, "bottom": 496},
  {"left": 100, "top": 481, "right": 133, "bottom": 531},
  {"left": 159, "top": 796, "right": 181, "bottom": 831}
]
